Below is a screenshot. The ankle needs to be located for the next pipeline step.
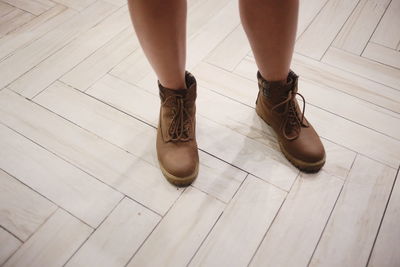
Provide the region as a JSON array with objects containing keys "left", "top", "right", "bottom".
[
  {"left": 158, "top": 78, "right": 187, "bottom": 90},
  {"left": 258, "top": 70, "right": 288, "bottom": 85}
]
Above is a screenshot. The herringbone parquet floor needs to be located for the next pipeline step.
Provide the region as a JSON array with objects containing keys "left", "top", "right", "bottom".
[{"left": 0, "top": 0, "right": 399, "bottom": 266}]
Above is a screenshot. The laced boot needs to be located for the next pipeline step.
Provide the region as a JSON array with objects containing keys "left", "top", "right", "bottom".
[
  {"left": 156, "top": 71, "right": 199, "bottom": 186},
  {"left": 255, "top": 70, "right": 325, "bottom": 172}
]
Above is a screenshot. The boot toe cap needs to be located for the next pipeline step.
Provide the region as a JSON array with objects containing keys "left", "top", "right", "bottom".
[
  {"left": 163, "top": 155, "right": 198, "bottom": 178},
  {"left": 281, "top": 134, "right": 326, "bottom": 171},
  {"left": 159, "top": 146, "right": 199, "bottom": 179},
  {"left": 299, "top": 142, "right": 325, "bottom": 163}
]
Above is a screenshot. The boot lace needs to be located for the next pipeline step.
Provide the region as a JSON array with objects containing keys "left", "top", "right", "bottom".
[
  {"left": 271, "top": 89, "right": 308, "bottom": 141},
  {"left": 165, "top": 94, "right": 192, "bottom": 142}
]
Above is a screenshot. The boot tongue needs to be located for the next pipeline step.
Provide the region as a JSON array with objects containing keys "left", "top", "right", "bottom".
[{"left": 262, "top": 77, "right": 295, "bottom": 112}]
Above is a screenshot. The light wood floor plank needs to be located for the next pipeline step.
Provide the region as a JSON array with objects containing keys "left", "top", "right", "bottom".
[
  {"left": 363, "top": 42, "right": 400, "bottom": 69},
  {"left": 0, "top": 5, "right": 72, "bottom": 61},
  {"left": 186, "top": 0, "right": 240, "bottom": 69},
  {"left": 333, "top": 0, "right": 391, "bottom": 55},
  {"left": 103, "top": 0, "right": 126, "bottom": 7},
  {"left": 0, "top": 111, "right": 123, "bottom": 228},
  {"left": 0, "top": 0, "right": 399, "bottom": 265},
  {"left": 51, "top": 0, "right": 96, "bottom": 11},
  {"left": 295, "top": 0, "right": 359, "bottom": 59},
  {"left": 196, "top": 116, "right": 297, "bottom": 191},
  {"left": 0, "top": 169, "right": 56, "bottom": 241},
  {"left": 109, "top": 48, "right": 153, "bottom": 87},
  {"left": 205, "top": 24, "right": 250, "bottom": 71},
  {"left": 368, "top": 169, "right": 400, "bottom": 267},
  {"left": 309, "top": 155, "right": 397, "bottom": 267},
  {"left": 60, "top": 26, "right": 138, "bottom": 91},
  {"left": 9, "top": 5, "right": 130, "bottom": 98},
  {"left": 187, "top": 0, "right": 232, "bottom": 37},
  {"left": 1, "top": 0, "right": 55, "bottom": 16},
  {"left": 0, "top": 2, "right": 15, "bottom": 17},
  {"left": 320, "top": 139, "right": 356, "bottom": 180},
  {"left": 0, "top": 228, "right": 21, "bottom": 266},
  {"left": 1, "top": 85, "right": 181, "bottom": 216},
  {"left": 250, "top": 171, "right": 343, "bottom": 267},
  {"left": 300, "top": 79, "right": 400, "bottom": 140},
  {"left": 292, "top": 53, "right": 400, "bottom": 113},
  {"left": 194, "top": 61, "right": 258, "bottom": 106},
  {"left": 195, "top": 151, "right": 247, "bottom": 203},
  {"left": 3, "top": 209, "right": 92, "bottom": 267},
  {"left": 0, "top": 8, "right": 35, "bottom": 37},
  {"left": 34, "top": 80, "right": 247, "bottom": 203},
  {"left": 322, "top": 47, "right": 400, "bottom": 90},
  {"left": 65, "top": 198, "right": 160, "bottom": 267},
  {"left": 297, "top": 0, "right": 329, "bottom": 38},
  {"left": 0, "top": 0, "right": 117, "bottom": 90},
  {"left": 371, "top": 0, "right": 400, "bottom": 50},
  {"left": 127, "top": 186, "right": 225, "bottom": 267},
  {"left": 308, "top": 104, "right": 400, "bottom": 169},
  {"left": 189, "top": 175, "right": 286, "bottom": 267}
]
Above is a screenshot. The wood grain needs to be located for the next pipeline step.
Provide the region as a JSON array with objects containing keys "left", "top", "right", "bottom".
[
  {"left": 34, "top": 80, "right": 247, "bottom": 204},
  {"left": 309, "top": 155, "right": 397, "bottom": 267},
  {"left": 0, "top": 169, "right": 56, "bottom": 241},
  {"left": 9, "top": 5, "right": 130, "bottom": 98},
  {"left": 189, "top": 175, "right": 286, "bottom": 267},
  {"left": 0, "top": 0, "right": 399, "bottom": 265},
  {"left": 0, "top": 112, "right": 123, "bottom": 228},
  {"left": 322, "top": 47, "right": 400, "bottom": 90},
  {"left": 295, "top": 0, "right": 359, "bottom": 59},
  {"left": 371, "top": 0, "right": 400, "bottom": 49},
  {"left": 65, "top": 198, "right": 160, "bottom": 267},
  {"left": 333, "top": 0, "right": 391, "bottom": 55},
  {"left": 3, "top": 84, "right": 181, "bottom": 216},
  {"left": 368, "top": 169, "right": 400, "bottom": 267},
  {"left": 127, "top": 187, "right": 225, "bottom": 267},
  {"left": 3, "top": 209, "right": 92, "bottom": 267},
  {"left": 0, "top": 5, "right": 72, "bottom": 60},
  {"left": 363, "top": 42, "right": 400, "bottom": 69},
  {"left": 250, "top": 171, "right": 343, "bottom": 267},
  {"left": 0, "top": 1, "right": 117, "bottom": 90},
  {"left": 0, "top": 228, "right": 21, "bottom": 266}
]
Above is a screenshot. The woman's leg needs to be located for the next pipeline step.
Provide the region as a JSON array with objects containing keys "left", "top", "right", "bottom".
[
  {"left": 239, "top": 0, "right": 298, "bottom": 81},
  {"left": 127, "top": 0, "right": 199, "bottom": 186},
  {"left": 240, "top": 0, "right": 325, "bottom": 172},
  {"left": 127, "top": 0, "right": 187, "bottom": 89}
]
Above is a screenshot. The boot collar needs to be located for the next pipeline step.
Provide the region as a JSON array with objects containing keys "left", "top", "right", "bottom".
[
  {"left": 257, "top": 70, "right": 298, "bottom": 102},
  {"left": 158, "top": 71, "right": 197, "bottom": 101}
]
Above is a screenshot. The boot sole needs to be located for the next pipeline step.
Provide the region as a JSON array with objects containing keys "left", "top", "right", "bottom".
[
  {"left": 256, "top": 107, "right": 325, "bottom": 172},
  {"left": 278, "top": 141, "right": 325, "bottom": 173},
  {"left": 158, "top": 161, "right": 199, "bottom": 187}
]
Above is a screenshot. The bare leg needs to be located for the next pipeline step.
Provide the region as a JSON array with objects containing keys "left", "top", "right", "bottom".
[
  {"left": 127, "top": 0, "right": 187, "bottom": 89},
  {"left": 239, "top": 0, "right": 299, "bottom": 81}
]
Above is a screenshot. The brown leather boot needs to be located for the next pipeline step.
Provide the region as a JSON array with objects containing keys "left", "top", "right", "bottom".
[
  {"left": 255, "top": 70, "right": 326, "bottom": 172},
  {"left": 156, "top": 71, "right": 199, "bottom": 186}
]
